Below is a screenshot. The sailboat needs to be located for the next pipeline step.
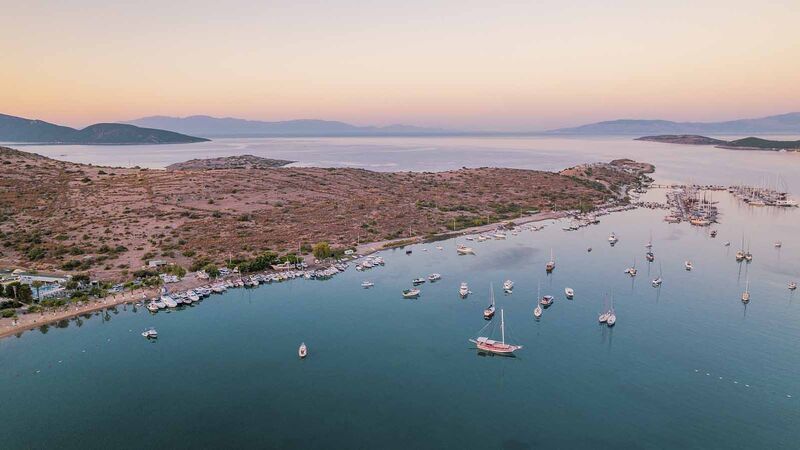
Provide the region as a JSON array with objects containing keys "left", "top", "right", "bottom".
[
  {"left": 534, "top": 283, "right": 543, "bottom": 318},
  {"left": 470, "top": 309, "right": 522, "bottom": 354},
  {"left": 652, "top": 262, "right": 663, "bottom": 287},
  {"left": 598, "top": 296, "right": 610, "bottom": 323},
  {"left": 625, "top": 258, "right": 638, "bottom": 276},
  {"left": 606, "top": 297, "right": 616, "bottom": 327},
  {"left": 484, "top": 283, "right": 496, "bottom": 320},
  {"left": 545, "top": 249, "right": 555, "bottom": 273},
  {"left": 735, "top": 235, "right": 745, "bottom": 261},
  {"left": 741, "top": 278, "right": 750, "bottom": 303},
  {"left": 645, "top": 231, "right": 653, "bottom": 249}
]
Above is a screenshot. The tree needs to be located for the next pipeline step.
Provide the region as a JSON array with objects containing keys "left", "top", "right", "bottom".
[
  {"left": 31, "top": 280, "right": 44, "bottom": 303},
  {"left": 0, "top": 284, "right": 5, "bottom": 298},
  {"left": 203, "top": 264, "right": 220, "bottom": 278},
  {"left": 312, "top": 242, "right": 332, "bottom": 259},
  {"left": 18, "top": 285, "right": 33, "bottom": 303}
]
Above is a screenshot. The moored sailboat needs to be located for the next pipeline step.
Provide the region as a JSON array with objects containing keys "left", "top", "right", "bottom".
[
  {"left": 484, "top": 283, "right": 496, "bottom": 320},
  {"left": 470, "top": 309, "right": 522, "bottom": 354}
]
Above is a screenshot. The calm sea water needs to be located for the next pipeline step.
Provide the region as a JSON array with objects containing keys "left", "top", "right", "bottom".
[{"left": 1, "top": 137, "right": 799, "bottom": 448}]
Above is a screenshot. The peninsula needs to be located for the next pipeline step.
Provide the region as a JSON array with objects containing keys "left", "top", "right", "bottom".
[{"left": 0, "top": 146, "right": 653, "bottom": 283}]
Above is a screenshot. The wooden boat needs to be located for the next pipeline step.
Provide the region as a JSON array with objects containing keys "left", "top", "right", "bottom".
[{"left": 470, "top": 309, "right": 522, "bottom": 355}]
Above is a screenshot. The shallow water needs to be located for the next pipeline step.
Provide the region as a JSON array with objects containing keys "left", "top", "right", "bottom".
[
  {"left": 1, "top": 187, "right": 798, "bottom": 449},
  {"left": 1, "top": 136, "right": 799, "bottom": 448}
]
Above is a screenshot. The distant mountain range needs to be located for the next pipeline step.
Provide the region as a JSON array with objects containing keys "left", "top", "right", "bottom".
[
  {"left": 123, "top": 115, "right": 452, "bottom": 137},
  {"left": 0, "top": 113, "right": 208, "bottom": 144},
  {"left": 637, "top": 135, "right": 800, "bottom": 151},
  {"left": 548, "top": 112, "right": 800, "bottom": 135}
]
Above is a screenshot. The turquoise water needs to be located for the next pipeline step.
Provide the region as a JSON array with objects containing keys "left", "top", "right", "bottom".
[
  {"left": 2, "top": 137, "right": 800, "bottom": 447},
  {"left": 1, "top": 187, "right": 799, "bottom": 448}
]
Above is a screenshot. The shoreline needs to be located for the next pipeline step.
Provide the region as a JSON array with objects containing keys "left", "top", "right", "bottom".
[{"left": 0, "top": 210, "right": 569, "bottom": 341}]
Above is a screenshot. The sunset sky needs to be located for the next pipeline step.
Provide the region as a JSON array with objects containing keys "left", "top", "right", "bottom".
[{"left": 3, "top": 0, "right": 799, "bottom": 131}]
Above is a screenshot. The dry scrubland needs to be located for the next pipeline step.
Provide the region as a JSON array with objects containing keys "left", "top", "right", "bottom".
[{"left": 0, "top": 146, "right": 652, "bottom": 281}]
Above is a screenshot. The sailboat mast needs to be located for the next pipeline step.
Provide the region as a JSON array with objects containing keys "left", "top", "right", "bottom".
[{"left": 501, "top": 309, "right": 505, "bottom": 344}]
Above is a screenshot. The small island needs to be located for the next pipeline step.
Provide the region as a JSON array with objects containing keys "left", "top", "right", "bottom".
[
  {"left": 166, "top": 155, "right": 295, "bottom": 171},
  {"left": 636, "top": 135, "right": 800, "bottom": 151}
]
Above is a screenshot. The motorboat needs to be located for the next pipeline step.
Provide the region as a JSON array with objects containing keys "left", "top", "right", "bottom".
[
  {"left": 459, "top": 282, "right": 469, "bottom": 298},
  {"left": 502, "top": 280, "right": 514, "bottom": 292},
  {"left": 645, "top": 251, "right": 655, "bottom": 262},
  {"left": 141, "top": 327, "right": 158, "bottom": 339},
  {"left": 402, "top": 288, "right": 421, "bottom": 298},
  {"left": 564, "top": 287, "right": 574, "bottom": 299},
  {"left": 412, "top": 277, "right": 426, "bottom": 285},
  {"left": 775, "top": 241, "right": 782, "bottom": 248},
  {"left": 298, "top": 343, "right": 307, "bottom": 359},
  {"left": 606, "top": 309, "right": 616, "bottom": 327},
  {"left": 161, "top": 295, "right": 178, "bottom": 308},
  {"left": 456, "top": 244, "right": 475, "bottom": 255},
  {"left": 146, "top": 302, "right": 159, "bottom": 313},
  {"left": 361, "top": 280, "right": 374, "bottom": 288},
  {"left": 684, "top": 261, "right": 693, "bottom": 271},
  {"left": 428, "top": 273, "right": 442, "bottom": 282},
  {"left": 652, "top": 277, "right": 662, "bottom": 287},
  {"left": 608, "top": 232, "right": 618, "bottom": 244},
  {"left": 789, "top": 282, "right": 797, "bottom": 291},
  {"left": 539, "top": 294, "right": 554, "bottom": 307}
]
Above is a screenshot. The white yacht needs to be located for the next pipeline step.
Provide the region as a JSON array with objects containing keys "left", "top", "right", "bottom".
[
  {"left": 606, "top": 309, "right": 616, "bottom": 327},
  {"left": 161, "top": 295, "right": 178, "bottom": 308},
  {"left": 361, "top": 280, "right": 374, "bottom": 288},
  {"left": 564, "top": 287, "right": 574, "bottom": 299},
  {"left": 428, "top": 273, "right": 442, "bottom": 282},
  {"left": 412, "top": 277, "right": 426, "bottom": 285},
  {"left": 456, "top": 244, "right": 475, "bottom": 255},
  {"left": 503, "top": 280, "right": 514, "bottom": 292},
  {"left": 141, "top": 327, "right": 158, "bottom": 339},
  {"left": 684, "top": 261, "right": 693, "bottom": 271},
  {"left": 402, "top": 288, "right": 421, "bottom": 298},
  {"left": 608, "top": 232, "right": 618, "bottom": 244},
  {"left": 459, "top": 282, "right": 470, "bottom": 298}
]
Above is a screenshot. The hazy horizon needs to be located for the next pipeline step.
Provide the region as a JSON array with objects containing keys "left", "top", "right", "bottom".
[{"left": 3, "top": 0, "right": 799, "bottom": 131}]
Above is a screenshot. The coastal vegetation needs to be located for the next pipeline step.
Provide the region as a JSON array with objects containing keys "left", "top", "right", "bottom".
[{"left": 0, "top": 147, "right": 652, "bottom": 284}]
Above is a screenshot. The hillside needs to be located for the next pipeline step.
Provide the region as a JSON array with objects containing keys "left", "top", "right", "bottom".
[
  {"left": 549, "top": 112, "right": 800, "bottom": 135},
  {"left": 636, "top": 135, "right": 800, "bottom": 151},
  {"left": 0, "top": 113, "right": 209, "bottom": 144},
  {"left": 124, "top": 115, "right": 451, "bottom": 137},
  {"left": 0, "top": 146, "right": 652, "bottom": 281}
]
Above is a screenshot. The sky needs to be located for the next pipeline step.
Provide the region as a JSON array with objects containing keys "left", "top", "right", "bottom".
[{"left": 2, "top": 0, "right": 800, "bottom": 131}]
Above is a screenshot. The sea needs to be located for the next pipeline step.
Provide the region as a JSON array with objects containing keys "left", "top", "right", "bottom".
[{"left": 1, "top": 136, "right": 799, "bottom": 449}]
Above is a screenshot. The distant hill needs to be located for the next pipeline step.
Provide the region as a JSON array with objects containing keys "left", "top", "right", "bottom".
[
  {"left": 636, "top": 134, "right": 800, "bottom": 151},
  {"left": 635, "top": 135, "right": 727, "bottom": 145},
  {"left": 0, "top": 113, "right": 209, "bottom": 144},
  {"left": 548, "top": 112, "right": 800, "bottom": 135},
  {"left": 124, "top": 115, "right": 452, "bottom": 137}
]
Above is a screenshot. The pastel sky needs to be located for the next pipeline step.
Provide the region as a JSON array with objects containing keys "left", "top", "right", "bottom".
[{"left": 2, "top": 0, "right": 799, "bottom": 131}]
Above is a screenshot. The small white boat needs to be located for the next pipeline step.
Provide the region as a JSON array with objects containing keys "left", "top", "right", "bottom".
[
  {"left": 161, "top": 295, "right": 178, "bottom": 308},
  {"left": 402, "top": 288, "right": 421, "bottom": 298},
  {"left": 774, "top": 241, "right": 782, "bottom": 248},
  {"left": 598, "top": 311, "right": 609, "bottom": 323},
  {"left": 459, "top": 282, "right": 469, "bottom": 298},
  {"left": 484, "top": 283, "right": 496, "bottom": 320},
  {"left": 741, "top": 279, "right": 751, "bottom": 304},
  {"left": 724, "top": 241, "right": 731, "bottom": 247},
  {"left": 428, "top": 273, "right": 442, "bottom": 282},
  {"left": 412, "top": 277, "right": 426, "bottom": 285},
  {"left": 684, "top": 261, "right": 693, "bottom": 271},
  {"left": 298, "top": 343, "right": 307, "bottom": 359},
  {"left": 545, "top": 249, "right": 555, "bottom": 273},
  {"left": 436, "top": 246, "right": 444, "bottom": 250},
  {"left": 539, "top": 295, "right": 554, "bottom": 307},
  {"left": 502, "top": 280, "right": 514, "bottom": 292},
  {"left": 456, "top": 244, "right": 475, "bottom": 255},
  {"left": 608, "top": 232, "right": 618, "bottom": 244},
  {"left": 652, "top": 277, "right": 663, "bottom": 287},
  {"left": 361, "top": 280, "right": 374, "bottom": 288},
  {"left": 493, "top": 232, "right": 507, "bottom": 240},
  {"left": 606, "top": 309, "right": 616, "bottom": 327},
  {"left": 141, "top": 327, "right": 158, "bottom": 339},
  {"left": 564, "top": 287, "right": 574, "bottom": 299},
  {"left": 789, "top": 282, "right": 797, "bottom": 291},
  {"left": 146, "top": 302, "right": 159, "bottom": 313},
  {"left": 533, "top": 304, "right": 543, "bottom": 319}
]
